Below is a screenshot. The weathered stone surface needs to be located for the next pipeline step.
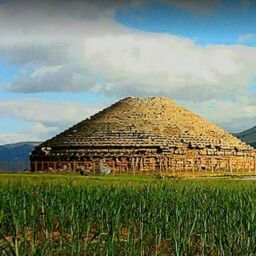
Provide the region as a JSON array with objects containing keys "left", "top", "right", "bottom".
[{"left": 30, "top": 97, "right": 256, "bottom": 172}]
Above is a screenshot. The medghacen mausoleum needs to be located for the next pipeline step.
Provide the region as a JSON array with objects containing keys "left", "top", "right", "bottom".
[{"left": 30, "top": 97, "right": 256, "bottom": 173}]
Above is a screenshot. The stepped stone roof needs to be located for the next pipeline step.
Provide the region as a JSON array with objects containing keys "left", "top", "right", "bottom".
[{"left": 40, "top": 97, "right": 253, "bottom": 152}]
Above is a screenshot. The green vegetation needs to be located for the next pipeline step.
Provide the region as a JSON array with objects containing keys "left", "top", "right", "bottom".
[{"left": 1, "top": 174, "right": 256, "bottom": 255}]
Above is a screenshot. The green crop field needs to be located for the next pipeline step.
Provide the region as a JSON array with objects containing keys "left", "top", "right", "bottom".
[{"left": 1, "top": 174, "right": 256, "bottom": 255}]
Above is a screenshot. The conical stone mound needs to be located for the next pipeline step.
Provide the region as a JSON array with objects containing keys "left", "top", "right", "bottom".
[{"left": 31, "top": 97, "right": 255, "bottom": 172}]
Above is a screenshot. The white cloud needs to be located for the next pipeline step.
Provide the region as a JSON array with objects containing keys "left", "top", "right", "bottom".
[
  {"left": 1, "top": 0, "right": 255, "bottom": 102},
  {"left": 0, "top": 0, "right": 133, "bottom": 45},
  {"left": 0, "top": 122, "right": 59, "bottom": 144},
  {"left": 0, "top": 98, "right": 104, "bottom": 144},
  {"left": 0, "top": 132, "right": 37, "bottom": 145},
  {"left": 31, "top": 65, "right": 62, "bottom": 78},
  {"left": 2, "top": 29, "right": 256, "bottom": 102},
  {"left": 0, "top": 0, "right": 255, "bottom": 102},
  {"left": 238, "top": 33, "right": 256, "bottom": 43},
  {"left": 0, "top": 98, "right": 101, "bottom": 125},
  {"left": 184, "top": 95, "right": 256, "bottom": 132},
  {"left": 0, "top": 0, "right": 256, "bottom": 143},
  {"left": 81, "top": 34, "right": 256, "bottom": 100},
  {"left": 0, "top": 0, "right": 220, "bottom": 42},
  {"left": 29, "top": 122, "right": 59, "bottom": 134}
]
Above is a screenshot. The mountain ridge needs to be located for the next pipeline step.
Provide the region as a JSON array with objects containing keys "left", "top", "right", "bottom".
[
  {"left": 0, "top": 142, "right": 41, "bottom": 171},
  {"left": 236, "top": 126, "right": 256, "bottom": 148}
]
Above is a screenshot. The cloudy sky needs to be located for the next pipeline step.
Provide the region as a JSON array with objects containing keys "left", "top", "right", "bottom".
[{"left": 0, "top": 0, "right": 256, "bottom": 144}]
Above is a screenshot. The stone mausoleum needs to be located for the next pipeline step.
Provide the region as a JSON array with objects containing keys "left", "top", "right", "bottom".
[{"left": 30, "top": 97, "right": 256, "bottom": 173}]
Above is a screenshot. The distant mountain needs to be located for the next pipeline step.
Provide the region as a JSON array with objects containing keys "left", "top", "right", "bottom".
[
  {"left": 0, "top": 142, "right": 40, "bottom": 171},
  {"left": 236, "top": 126, "right": 256, "bottom": 148}
]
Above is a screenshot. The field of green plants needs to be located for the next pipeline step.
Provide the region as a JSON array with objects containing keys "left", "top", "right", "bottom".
[{"left": 1, "top": 174, "right": 256, "bottom": 255}]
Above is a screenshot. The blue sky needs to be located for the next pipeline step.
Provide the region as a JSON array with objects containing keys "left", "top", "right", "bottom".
[
  {"left": 116, "top": 0, "right": 256, "bottom": 46},
  {"left": 0, "top": 0, "right": 256, "bottom": 144},
  {"left": 0, "top": 64, "right": 18, "bottom": 82}
]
